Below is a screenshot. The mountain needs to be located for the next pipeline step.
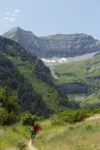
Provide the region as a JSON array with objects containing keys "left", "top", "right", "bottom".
[
  {"left": 0, "top": 36, "right": 70, "bottom": 116},
  {"left": 3, "top": 27, "right": 42, "bottom": 56},
  {"left": 3, "top": 27, "right": 100, "bottom": 58}
]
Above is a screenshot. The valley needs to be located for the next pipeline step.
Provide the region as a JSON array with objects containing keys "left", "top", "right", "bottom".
[
  {"left": 41, "top": 51, "right": 100, "bottom": 108},
  {"left": 0, "top": 27, "right": 100, "bottom": 150},
  {"left": 3, "top": 27, "right": 100, "bottom": 107},
  {"left": 1, "top": 0, "right": 100, "bottom": 149}
]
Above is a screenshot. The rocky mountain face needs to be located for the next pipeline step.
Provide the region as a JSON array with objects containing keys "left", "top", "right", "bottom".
[
  {"left": 3, "top": 27, "right": 42, "bottom": 56},
  {"left": 3, "top": 27, "right": 100, "bottom": 58},
  {"left": 59, "top": 83, "right": 88, "bottom": 94}
]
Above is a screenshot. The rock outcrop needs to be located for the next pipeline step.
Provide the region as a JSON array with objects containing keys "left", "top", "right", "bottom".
[{"left": 59, "top": 83, "right": 88, "bottom": 94}]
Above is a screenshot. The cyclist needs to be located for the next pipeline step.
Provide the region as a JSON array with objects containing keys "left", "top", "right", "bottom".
[{"left": 31, "top": 123, "right": 39, "bottom": 139}]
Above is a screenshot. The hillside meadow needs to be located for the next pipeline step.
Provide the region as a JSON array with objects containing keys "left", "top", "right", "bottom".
[
  {"left": 1, "top": 110, "right": 100, "bottom": 150},
  {"left": 34, "top": 114, "right": 100, "bottom": 150}
]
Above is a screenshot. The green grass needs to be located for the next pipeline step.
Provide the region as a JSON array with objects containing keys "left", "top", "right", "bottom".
[
  {"left": 8, "top": 56, "right": 63, "bottom": 111},
  {"left": 80, "top": 92, "right": 100, "bottom": 107},
  {"left": 53, "top": 54, "right": 100, "bottom": 107},
  {"left": 0, "top": 124, "right": 30, "bottom": 150},
  {"left": 54, "top": 54, "right": 100, "bottom": 85},
  {"left": 34, "top": 117, "right": 100, "bottom": 150},
  {"left": 1, "top": 113, "right": 100, "bottom": 150},
  {"left": 67, "top": 94, "right": 87, "bottom": 102},
  {"left": 67, "top": 93, "right": 100, "bottom": 107}
]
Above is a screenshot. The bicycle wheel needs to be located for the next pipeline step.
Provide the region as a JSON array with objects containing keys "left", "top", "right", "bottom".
[{"left": 31, "top": 133, "right": 36, "bottom": 142}]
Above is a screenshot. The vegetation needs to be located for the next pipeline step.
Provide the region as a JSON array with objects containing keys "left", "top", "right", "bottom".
[
  {"left": 0, "top": 124, "right": 30, "bottom": 150},
  {"left": 50, "top": 109, "right": 96, "bottom": 125},
  {"left": 1, "top": 109, "right": 100, "bottom": 150},
  {"left": 0, "top": 36, "right": 71, "bottom": 116},
  {"left": 0, "top": 36, "right": 100, "bottom": 150},
  {"left": 31, "top": 109, "right": 100, "bottom": 150},
  {"left": 0, "top": 87, "right": 20, "bottom": 125},
  {"left": 0, "top": 53, "right": 51, "bottom": 116},
  {"left": 80, "top": 92, "right": 100, "bottom": 109},
  {"left": 20, "top": 112, "right": 39, "bottom": 125},
  {"left": 34, "top": 116, "right": 100, "bottom": 150},
  {"left": 54, "top": 53, "right": 100, "bottom": 93}
]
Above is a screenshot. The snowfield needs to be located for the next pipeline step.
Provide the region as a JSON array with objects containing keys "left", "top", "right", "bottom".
[{"left": 41, "top": 52, "right": 99, "bottom": 67}]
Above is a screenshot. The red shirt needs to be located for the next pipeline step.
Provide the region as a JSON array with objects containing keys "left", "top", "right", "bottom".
[{"left": 32, "top": 125, "right": 39, "bottom": 131}]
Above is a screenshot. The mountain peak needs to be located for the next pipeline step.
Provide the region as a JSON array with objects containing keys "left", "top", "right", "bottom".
[
  {"left": 3, "top": 27, "right": 35, "bottom": 38},
  {"left": 3, "top": 27, "right": 23, "bottom": 39},
  {"left": 14, "top": 27, "right": 33, "bottom": 33},
  {"left": 13, "top": 26, "right": 21, "bottom": 30},
  {"left": 3, "top": 27, "right": 37, "bottom": 43}
]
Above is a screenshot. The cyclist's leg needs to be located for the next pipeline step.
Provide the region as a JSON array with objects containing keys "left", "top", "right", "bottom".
[
  {"left": 31, "top": 130, "right": 36, "bottom": 138},
  {"left": 31, "top": 131, "right": 37, "bottom": 142},
  {"left": 31, "top": 130, "right": 34, "bottom": 139},
  {"left": 33, "top": 131, "right": 37, "bottom": 139}
]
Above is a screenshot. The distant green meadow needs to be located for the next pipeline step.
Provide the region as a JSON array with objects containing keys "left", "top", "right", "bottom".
[{"left": 54, "top": 53, "right": 100, "bottom": 85}]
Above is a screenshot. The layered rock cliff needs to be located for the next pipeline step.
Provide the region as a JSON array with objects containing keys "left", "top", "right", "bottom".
[{"left": 3, "top": 27, "right": 100, "bottom": 58}]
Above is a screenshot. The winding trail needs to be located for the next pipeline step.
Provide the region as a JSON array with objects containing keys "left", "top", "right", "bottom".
[
  {"left": 86, "top": 114, "right": 100, "bottom": 121},
  {"left": 28, "top": 140, "right": 38, "bottom": 150}
]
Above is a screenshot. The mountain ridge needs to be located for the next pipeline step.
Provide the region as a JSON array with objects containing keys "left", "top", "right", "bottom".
[{"left": 3, "top": 27, "right": 100, "bottom": 58}]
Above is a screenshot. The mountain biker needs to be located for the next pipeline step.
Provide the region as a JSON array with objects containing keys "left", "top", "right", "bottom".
[{"left": 31, "top": 123, "right": 39, "bottom": 139}]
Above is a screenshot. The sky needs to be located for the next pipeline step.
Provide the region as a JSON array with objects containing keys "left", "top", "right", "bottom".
[{"left": 0, "top": 0, "right": 100, "bottom": 39}]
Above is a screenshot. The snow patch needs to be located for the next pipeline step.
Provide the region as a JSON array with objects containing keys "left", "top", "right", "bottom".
[{"left": 41, "top": 52, "right": 99, "bottom": 66}]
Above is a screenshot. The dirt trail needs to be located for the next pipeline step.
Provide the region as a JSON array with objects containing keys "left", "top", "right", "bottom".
[
  {"left": 28, "top": 140, "right": 38, "bottom": 150},
  {"left": 86, "top": 114, "right": 100, "bottom": 121}
]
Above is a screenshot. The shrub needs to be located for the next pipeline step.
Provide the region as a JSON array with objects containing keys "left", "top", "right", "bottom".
[
  {"left": 56, "top": 109, "right": 92, "bottom": 124},
  {"left": 69, "top": 126, "right": 74, "bottom": 130},
  {"left": 93, "top": 108, "right": 100, "bottom": 114},
  {"left": 0, "top": 108, "right": 8, "bottom": 125},
  {"left": 52, "top": 118, "right": 64, "bottom": 125},
  {"left": 0, "top": 87, "right": 20, "bottom": 125},
  {"left": 5, "top": 112, "right": 19, "bottom": 125},
  {"left": 68, "top": 110, "right": 89, "bottom": 123},
  {"left": 85, "top": 124, "right": 93, "bottom": 130},
  {"left": 17, "top": 142, "right": 27, "bottom": 150},
  {"left": 12, "top": 126, "right": 19, "bottom": 133},
  {"left": 21, "top": 112, "right": 38, "bottom": 125}
]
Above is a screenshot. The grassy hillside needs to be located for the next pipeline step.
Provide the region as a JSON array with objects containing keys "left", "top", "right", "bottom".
[
  {"left": 85, "top": 93, "right": 100, "bottom": 105},
  {"left": 80, "top": 91, "right": 100, "bottom": 108},
  {"left": 0, "top": 124, "right": 30, "bottom": 150},
  {"left": 54, "top": 54, "right": 100, "bottom": 106},
  {"left": 54, "top": 53, "right": 100, "bottom": 85},
  {"left": 1, "top": 111, "right": 100, "bottom": 150},
  {"left": 34, "top": 114, "right": 100, "bottom": 150},
  {"left": 8, "top": 56, "right": 64, "bottom": 111}
]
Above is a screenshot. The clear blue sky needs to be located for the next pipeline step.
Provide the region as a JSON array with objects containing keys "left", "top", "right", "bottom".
[{"left": 0, "top": 0, "right": 100, "bottom": 39}]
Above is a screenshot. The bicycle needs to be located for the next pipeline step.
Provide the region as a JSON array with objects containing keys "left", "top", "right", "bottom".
[{"left": 31, "top": 130, "right": 37, "bottom": 142}]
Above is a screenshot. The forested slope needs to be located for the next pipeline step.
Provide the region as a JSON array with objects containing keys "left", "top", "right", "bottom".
[{"left": 0, "top": 37, "right": 69, "bottom": 116}]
